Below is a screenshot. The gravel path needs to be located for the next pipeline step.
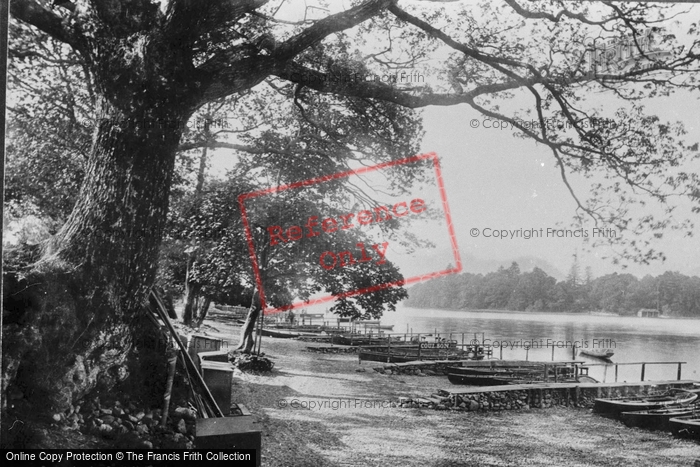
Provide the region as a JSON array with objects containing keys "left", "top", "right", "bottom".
[{"left": 205, "top": 319, "right": 700, "bottom": 467}]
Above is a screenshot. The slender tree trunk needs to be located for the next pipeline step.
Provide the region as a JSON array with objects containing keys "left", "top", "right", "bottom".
[
  {"left": 183, "top": 143, "right": 210, "bottom": 326},
  {"left": 4, "top": 102, "right": 190, "bottom": 413},
  {"left": 195, "top": 144, "right": 209, "bottom": 195},
  {"left": 182, "top": 256, "right": 198, "bottom": 326},
  {"left": 194, "top": 298, "right": 212, "bottom": 328},
  {"left": 237, "top": 288, "right": 261, "bottom": 353}
]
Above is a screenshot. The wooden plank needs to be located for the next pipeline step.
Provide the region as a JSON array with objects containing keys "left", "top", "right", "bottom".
[
  {"left": 585, "top": 362, "right": 688, "bottom": 368},
  {"left": 149, "top": 290, "right": 225, "bottom": 418}
]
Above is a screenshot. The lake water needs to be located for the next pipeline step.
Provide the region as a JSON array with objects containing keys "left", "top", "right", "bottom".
[{"left": 376, "top": 306, "right": 700, "bottom": 383}]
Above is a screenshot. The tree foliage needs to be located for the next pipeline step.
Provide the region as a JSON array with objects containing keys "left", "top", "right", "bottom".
[{"left": 406, "top": 263, "right": 700, "bottom": 317}]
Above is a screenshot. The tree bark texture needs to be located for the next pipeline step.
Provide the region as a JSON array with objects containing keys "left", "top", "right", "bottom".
[{"left": 4, "top": 102, "right": 191, "bottom": 413}]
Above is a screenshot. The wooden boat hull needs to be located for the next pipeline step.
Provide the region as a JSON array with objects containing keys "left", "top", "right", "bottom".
[
  {"left": 447, "top": 373, "right": 536, "bottom": 386},
  {"left": 331, "top": 335, "right": 402, "bottom": 346},
  {"left": 446, "top": 366, "right": 542, "bottom": 377},
  {"left": 579, "top": 349, "right": 614, "bottom": 359},
  {"left": 594, "top": 390, "right": 698, "bottom": 417},
  {"left": 669, "top": 415, "right": 700, "bottom": 440},
  {"left": 357, "top": 347, "right": 478, "bottom": 363},
  {"left": 260, "top": 329, "right": 301, "bottom": 338},
  {"left": 621, "top": 406, "right": 700, "bottom": 431}
]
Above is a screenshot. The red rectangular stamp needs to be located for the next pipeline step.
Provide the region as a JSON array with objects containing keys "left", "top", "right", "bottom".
[{"left": 238, "top": 152, "right": 461, "bottom": 314}]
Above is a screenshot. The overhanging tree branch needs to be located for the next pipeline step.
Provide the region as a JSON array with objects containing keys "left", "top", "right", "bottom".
[
  {"left": 10, "top": 0, "right": 78, "bottom": 46},
  {"left": 272, "top": 0, "right": 395, "bottom": 61}
]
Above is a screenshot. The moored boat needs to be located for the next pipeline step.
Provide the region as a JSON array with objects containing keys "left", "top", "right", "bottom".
[
  {"left": 260, "top": 328, "right": 301, "bottom": 338},
  {"left": 358, "top": 346, "right": 478, "bottom": 363},
  {"left": 620, "top": 405, "right": 700, "bottom": 431},
  {"left": 593, "top": 389, "right": 698, "bottom": 417},
  {"left": 446, "top": 366, "right": 542, "bottom": 377},
  {"left": 578, "top": 348, "right": 614, "bottom": 359},
  {"left": 331, "top": 334, "right": 401, "bottom": 346},
  {"left": 447, "top": 373, "right": 539, "bottom": 386},
  {"left": 669, "top": 414, "right": 700, "bottom": 440}
]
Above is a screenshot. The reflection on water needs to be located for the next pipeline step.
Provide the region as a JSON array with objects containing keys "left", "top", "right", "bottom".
[{"left": 378, "top": 306, "right": 700, "bottom": 383}]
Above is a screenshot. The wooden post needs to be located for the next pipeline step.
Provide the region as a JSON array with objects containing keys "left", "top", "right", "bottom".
[
  {"left": 572, "top": 343, "right": 576, "bottom": 360},
  {"left": 678, "top": 362, "right": 682, "bottom": 380},
  {"left": 551, "top": 345, "right": 555, "bottom": 361},
  {"left": 461, "top": 333, "right": 464, "bottom": 348},
  {"left": 641, "top": 363, "right": 646, "bottom": 381},
  {"left": 256, "top": 310, "right": 264, "bottom": 356},
  {"left": 160, "top": 347, "right": 178, "bottom": 427},
  {"left": 615, "top": 365, "right": 618, "bottom": 382},
  {"left": 500, "top": 343, "right": 503, "bottom": 360}
]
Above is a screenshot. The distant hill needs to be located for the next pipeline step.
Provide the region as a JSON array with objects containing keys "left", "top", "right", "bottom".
[{"left": 460, "top": 253, "right": 565, "bottom": 280}]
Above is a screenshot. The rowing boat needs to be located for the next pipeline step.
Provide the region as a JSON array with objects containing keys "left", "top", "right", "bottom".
[
  {"left": 446, "top": 366, "right": 542, "bottom": 377},
  {"left": 669, "top": 414, "right": 700, "bottom": 440},
  {"left": 620, "top": 405, "right": 700, "bottom": 431},
  {"left": 578, "top": 348, "right": 614, "bottom": 359},
  {"left": 593, "top": 389, "right": 698, "bottom": 417},
  {"left": 260, "top": 328, "right": 301, "bottom": 338},
  {"left": 358, "top": 348, "right": 478, "bottom": 364},
  {"left": 447, "top": 373, "right": 540, "bottom": 386},
  {"left": 331, "top": 334, "right": 400, "bottom": 346}
]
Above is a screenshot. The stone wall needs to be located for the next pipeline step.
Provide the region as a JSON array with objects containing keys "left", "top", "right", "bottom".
[{"left": 397, "top": 381, "right": 695, "bottom": 412}]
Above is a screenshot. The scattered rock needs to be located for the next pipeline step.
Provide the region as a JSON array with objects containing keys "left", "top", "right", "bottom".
[
  {"left": 99, "top": 424, "right": 114, "bottom": 438},
  {"left": 177, "top": 419, "right": 187, "bottom": 434},
  {"left": 161, "top": 433, "right": 188, "bottom": 449},
  {"left": 138, "top": 440, "right": 153, "bottom": 450},
  {"left": 173, "top": 407, "right": 197, "bottom": 421}
]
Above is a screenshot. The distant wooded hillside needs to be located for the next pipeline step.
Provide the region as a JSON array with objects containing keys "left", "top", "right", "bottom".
[{"left": 405, "top": 262, "right": 700, "bottom": 316}]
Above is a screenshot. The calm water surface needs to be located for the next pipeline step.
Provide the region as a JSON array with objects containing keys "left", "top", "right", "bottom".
[{"left": 376, "top": 306, "right": 700, "bottom": 383}]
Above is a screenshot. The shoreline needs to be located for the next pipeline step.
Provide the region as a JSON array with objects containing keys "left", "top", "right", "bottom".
[
  {"left": 208, "top": 319, "right": 700, "bottom": 467},
  {"left": 398, "top": 305, "right": 700, "bottom": 320}
]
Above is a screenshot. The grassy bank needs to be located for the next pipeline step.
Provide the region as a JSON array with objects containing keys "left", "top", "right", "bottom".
[{"left": 206, "top": 319, "right": 700, "bottom": 467}]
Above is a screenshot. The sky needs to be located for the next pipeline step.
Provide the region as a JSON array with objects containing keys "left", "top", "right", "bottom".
[{"left": 416, "top": 95, "right": 700, "bottom": 280}]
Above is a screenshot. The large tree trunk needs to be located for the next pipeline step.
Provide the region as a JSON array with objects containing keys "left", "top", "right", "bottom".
[
  {"left": 3, "top": 102, "right": 190, "bottom": 415},
  {"left": 182, "top": 144, "right": 211, "bottom": 327}
]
